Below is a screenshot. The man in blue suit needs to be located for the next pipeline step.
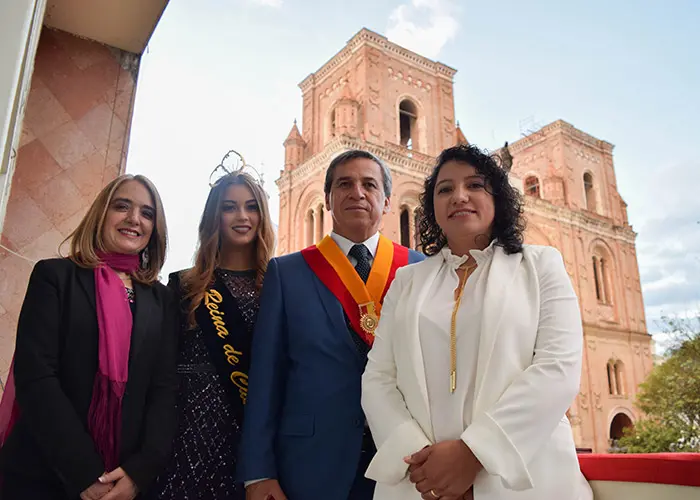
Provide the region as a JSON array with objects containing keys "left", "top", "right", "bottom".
[{"left": 238, "top": 150, "right": 424, "bottom": 500}]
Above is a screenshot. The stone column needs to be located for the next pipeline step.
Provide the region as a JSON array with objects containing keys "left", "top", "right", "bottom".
[
  {"left": 595, "top": 257, "right": 606, "bottom": 303},
  {"left": 616, "top": 363, "right": 626, "bottom": 396},
  {"left": 315, "top": 205, "right": 324, "bottom": 242},
  {"left": 306, "top": 210, "right": 315, "bottom": 247}
]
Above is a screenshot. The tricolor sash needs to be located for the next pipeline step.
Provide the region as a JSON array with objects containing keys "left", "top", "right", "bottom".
[
  {"left": 195, "top": 277, "right": 251, "bottom": 409},
  {"left": 301, "top": 235, "right": 409, "bottom": 346}
]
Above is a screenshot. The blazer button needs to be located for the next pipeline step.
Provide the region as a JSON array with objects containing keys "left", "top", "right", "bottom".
[{"left": 354, "top": 418, "right": 362, "bottom": 427}]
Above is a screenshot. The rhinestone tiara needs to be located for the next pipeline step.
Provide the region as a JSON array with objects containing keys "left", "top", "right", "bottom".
[{"left": 208, "top": 149, "right": 266, "bottom": 189}]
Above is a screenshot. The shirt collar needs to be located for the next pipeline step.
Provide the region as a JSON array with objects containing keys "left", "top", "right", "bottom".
[
  {"left": 470, "top": 238, "right": 498, "bottom": 263},
  {"left": 440, "top": 239, "right": 498, "bottom": 268},
  {"left": 330, "top": 231, "right": 380, "bottom": 258}
]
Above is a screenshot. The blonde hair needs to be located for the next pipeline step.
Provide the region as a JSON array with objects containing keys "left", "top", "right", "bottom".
[
  {"left": 182, "top": 172, "right": 275, "bottom": 327},
  {"left": 63, "top": 174, "right": 168, "bottom": 284}
]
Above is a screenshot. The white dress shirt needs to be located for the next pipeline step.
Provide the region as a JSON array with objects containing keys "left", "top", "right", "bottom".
[
  {"left": 330, "top": 231, "right": 380, "bottom": 266},
  {"left": 419, "top": 245, "right": 493, "bottom": 442}
]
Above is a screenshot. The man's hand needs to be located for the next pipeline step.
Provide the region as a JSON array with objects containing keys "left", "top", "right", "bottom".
[
  {"left": 404, "top": 440, "right": 482, "bottom": 498},
  {"left": 80, "top": 480, "right": 113, "bottom": 500},
  {"left": 246, "top": 479, "right": 287, "bottom": 500},
  {"left": 98, "top": 468, "right": 139, "bottom": 500}
]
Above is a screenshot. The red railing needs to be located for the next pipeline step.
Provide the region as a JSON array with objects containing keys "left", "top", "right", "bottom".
[{"left": 578, "top": 453, "right": 700, "bottom": 487}]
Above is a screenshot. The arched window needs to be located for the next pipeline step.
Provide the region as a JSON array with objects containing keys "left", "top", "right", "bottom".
[
  {"left": 400, "top": 206, "right": 410, "bottom": 248},
  {"left": 330, "top": 109, "right": 336, "bottom": 138},
  {"left": 592, "top": 247, "right": 613, "bottom": 305},
  {"left": 399, "top": 99, "right": 418, "bottom": 150},
  {"left": 584, "top": 172, "right": 597, "bottom": 212},
  {"left": 524, "top": 176, "right": 541, "bottom": 198},
  {"left": 606, "top": 359, "right": 625, "bottom": 396},
  {"left": 609, "top": 412, "right": 634, "bottom": 448},
  {"left": 306, "top": 209, "right": 315, "bottom": 246}
]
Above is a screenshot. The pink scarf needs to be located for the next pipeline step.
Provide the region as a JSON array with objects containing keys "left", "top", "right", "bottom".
[
  {"left": 0, "top": 359, "right": 19, "bottom": 447},
  {"left": 0, "top": 253, "right": 139, "bottom": 473},
  {"left": 89, "top": 252, "right": 139, "bottom": 471}
]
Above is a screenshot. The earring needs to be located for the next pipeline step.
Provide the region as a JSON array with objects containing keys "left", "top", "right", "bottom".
[{"left": 140, "top": 248, "right": 150, "bottom": 268}]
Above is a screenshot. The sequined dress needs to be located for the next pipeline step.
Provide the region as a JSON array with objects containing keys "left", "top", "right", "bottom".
[{"left": 148, "top": 269, "right": 259, "bottom": 500}]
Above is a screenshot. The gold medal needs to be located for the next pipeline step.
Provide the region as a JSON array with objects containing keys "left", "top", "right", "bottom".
[{"left": 359, "top": 302, "right": 379, "bottom": 335}]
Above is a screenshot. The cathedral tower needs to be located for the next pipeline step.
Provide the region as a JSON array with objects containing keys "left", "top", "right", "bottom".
[{"left": 276, "top": 28, "right": 465, "bottom": 254}]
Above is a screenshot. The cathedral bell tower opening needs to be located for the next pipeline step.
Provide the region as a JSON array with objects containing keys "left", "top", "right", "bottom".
[{"left": 399, "top": 99, "right": 418, "bottom": 150}]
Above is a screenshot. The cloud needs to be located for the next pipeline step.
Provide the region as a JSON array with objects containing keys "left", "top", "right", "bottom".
[
  {"left": 248, "top": 0, "right": 282, "bottom": 7},
  {"left": 386, "top": 0, "right": 459, "bottom": 60},
  {"left": 644, "top": 280, "right": 700, "bottom": 309},
  {"left": 631, "top": 159, "right": 700, "bottom": 326}
]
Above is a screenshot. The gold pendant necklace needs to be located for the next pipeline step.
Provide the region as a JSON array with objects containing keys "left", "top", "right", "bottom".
[{"left": 450, "top": 261, "right": 477, "bottom": 393}]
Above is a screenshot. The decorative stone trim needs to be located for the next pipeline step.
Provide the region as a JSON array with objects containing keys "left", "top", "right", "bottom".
[
  {"left": 582, "top": 323, "right": 650, "bottom": 338},
  {"left": 507, "top": 120, "right": 615, "bottom": 155},
  {"left": 523, "top": 197, "right": 637, "bottom": 245},
  {"left": 276, "top": 136, "right": 435, "bottom": 190},
  {"left": 299, "top": 28, "right": 456, "bottom": 93},
  {"left": 387, "top": 67, "right": 433, "bottom": 92}
]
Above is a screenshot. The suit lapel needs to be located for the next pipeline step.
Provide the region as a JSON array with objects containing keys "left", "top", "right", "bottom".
[
  {"left": 76, "top": 266, "right": 96, "bottom": 314},
  {"left": 129, "top": 282, "right": 154, "bottom": 365},
  {"left": 78, "top": 267, "right": 153, "bottom": 365},
  {"left": 309, "top": 273, "right": 365, "bottom": 366},
  {"left": 473, "top": 247, "right": 522, "bottom": 404}
]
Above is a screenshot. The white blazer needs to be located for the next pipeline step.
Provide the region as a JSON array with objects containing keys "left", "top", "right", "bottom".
[{"left": 361, "top": 245, "right": 593, "bottom": 500}]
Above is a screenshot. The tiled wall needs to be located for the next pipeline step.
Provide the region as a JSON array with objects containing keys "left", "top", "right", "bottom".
[{"left": 0, "top": 27, "right": 140, "bottom": 385}]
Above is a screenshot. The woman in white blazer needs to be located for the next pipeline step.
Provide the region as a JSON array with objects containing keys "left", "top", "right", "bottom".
[{"left": 361, "top": 145, "right": 592, "bottom": 500}]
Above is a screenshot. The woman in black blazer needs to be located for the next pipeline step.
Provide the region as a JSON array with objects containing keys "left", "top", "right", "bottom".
[{"left": 0, "top": 174, "right": 178, "bottom": 500}]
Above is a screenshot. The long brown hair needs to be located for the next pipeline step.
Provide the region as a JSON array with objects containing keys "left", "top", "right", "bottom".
[
  {"left": 181, "top": 172, "right": 275, "bottom": 327},
  {"left": 63, "top": 174, "right": 168, "bottom": 284}
]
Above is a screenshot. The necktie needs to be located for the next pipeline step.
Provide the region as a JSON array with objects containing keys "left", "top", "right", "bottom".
[{"left": 349, "top": 244, "right": 372, "bottom": 283}]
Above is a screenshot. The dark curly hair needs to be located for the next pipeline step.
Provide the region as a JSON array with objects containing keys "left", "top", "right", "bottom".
[{"left": 417, "top": 144, "right": 525, "bottom": 256}]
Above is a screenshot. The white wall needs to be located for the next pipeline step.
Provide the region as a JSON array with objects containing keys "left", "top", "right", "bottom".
[{"left": 0, "top": 0, "right": 45, "bottom": 235}]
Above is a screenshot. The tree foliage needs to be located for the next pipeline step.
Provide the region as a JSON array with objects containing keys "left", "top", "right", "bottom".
[{"left": 615, "top": 312, "right": 700, "bottom": 453}]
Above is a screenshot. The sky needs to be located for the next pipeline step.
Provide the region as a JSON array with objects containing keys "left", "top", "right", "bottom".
[{"left": 126, "top": 0, "right": 700, "bottom": 341}]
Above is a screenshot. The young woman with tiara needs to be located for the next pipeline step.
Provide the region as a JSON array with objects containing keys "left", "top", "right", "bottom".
[{"left": 149, "top": 153, "right": 275, "bottom": 500}]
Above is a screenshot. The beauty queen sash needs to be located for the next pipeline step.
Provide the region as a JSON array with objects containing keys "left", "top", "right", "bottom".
[{"left": 195, "top": 277, "right": 251, "bottom": 411}]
